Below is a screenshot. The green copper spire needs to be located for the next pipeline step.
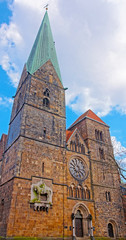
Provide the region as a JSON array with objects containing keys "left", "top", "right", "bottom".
[{"left": 26, "top": 11, "right": 62, "bottom": 83}]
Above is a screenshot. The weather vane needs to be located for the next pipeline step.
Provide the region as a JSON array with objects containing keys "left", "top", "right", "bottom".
[{"left": 44, "top": 4, "right": 49, "bottom": 11}]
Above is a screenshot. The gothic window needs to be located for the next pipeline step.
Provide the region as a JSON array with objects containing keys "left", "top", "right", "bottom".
[
  {"left": 78, "top": 143, "right": 81, "bottom": 153},
  {"left": 70, "top": 141, "right": 73, "bottom": 150},
  {"left": 95, "top": 129, "right": 103, "bottom": 141},
  {"left": 72, "top": 142, "right": 74, "bottom": 151},
  {"left": 73, "top": 186, "right": 77, "bottom": 198},
  {"left": 0, "top": 199, "right": 4, "bottom": 222},
  {"left": 77, "top": 187, "right": 80, "bottom": 198},
  {"left": 108, "top": 192, "right": 111, "bottom": 201},
  {"left": 81, "top": 188, "right": 84, "bottom": 199},
  {"left": 69, "top": 186, "right": 73, "bottom": 197},
  {"left": 108, "top": 223, "right": 114, "bottom": 238},
  {"left": 99, "top": 148, "right": 105, "bottom": 159},
  {"left": 72, "top": 142, "right": 75, "bottom": 151},
  {"left": 75, "top": 143, "right": 77, "bottom": 152},
  {"left": 96, "top": 130, "right": 99, "bottom": 140},
  {"left": 82, "top": 188, "right": 86, "bottom": 199},
  {"left": 75, "top": 134, "right": 79, "bottom": 145},
  {"left": 105, "top": 191, "right": 111, "bottom": 201},
  {"left": 77, "top": 185, "right": 82, "bottom": 199},
  {"left": 44, "top": 88, "right": 50, "bottom": 97},
  {"left": 42, "top": 162, "right": 44, "bottom": 174},
  {"left": 106, "top": 191, "right": 111, "bottom": 201},
  {"left": 85, "top": 186, "right": 90, "bottom": 199},
  {"left": 43, "top": 127, "right": 46, "bottom": 137},
  {"left": 43, "top": 98, "right": 50, "bottom": 108},
  {"left": 100, "top": 131, "right": 103, "bottom": 141},
  {"left": 81, "top": 144, "right": 85, "bottom": 154}
]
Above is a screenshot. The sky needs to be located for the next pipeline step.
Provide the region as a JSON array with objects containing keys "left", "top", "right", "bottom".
[{"left": 0, "top": 0, "right": 126, "bottom": 172}]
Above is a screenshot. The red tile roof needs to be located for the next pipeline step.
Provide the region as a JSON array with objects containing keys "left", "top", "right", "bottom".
[
  {"left": 66, "top": 130, "right": 74, "bottom": 142},
  {"left": 69, "top": 109, "right": 106, "bottom": 129}
]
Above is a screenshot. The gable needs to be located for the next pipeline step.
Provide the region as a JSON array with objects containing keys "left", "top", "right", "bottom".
[{"left": 66, "top": 128, "right": 88, "bottom": 154}]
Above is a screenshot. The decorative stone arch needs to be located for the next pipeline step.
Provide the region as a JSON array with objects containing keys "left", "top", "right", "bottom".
[
  {"left": 107, "top": 219, "right": 118, "bottom": 238},
  {"left": 72, "top": 203, "right": 93, "bottom": 239}
]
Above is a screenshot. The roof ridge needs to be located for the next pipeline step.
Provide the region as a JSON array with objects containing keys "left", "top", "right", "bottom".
[{"left": 68, "top": 109, "right": 107, "bottom": 129}]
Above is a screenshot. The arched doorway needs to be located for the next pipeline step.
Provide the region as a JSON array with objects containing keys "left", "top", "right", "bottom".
[
  {"left": 108, "top": 220, "right": 118, "bottom": 238},
  {"left": 75, "top": 210, "right": 83, "bottom": 237},
  {"left": 72, "top": 203, "right": 93, "bottom": 239},
  {"left": 108, "top": 223, "right": 114, "bottom": 237}
]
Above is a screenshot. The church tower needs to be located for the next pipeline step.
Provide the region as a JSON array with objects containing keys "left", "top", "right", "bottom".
[
  {"left": 0, "top": 11, "right": 66, "bottom": 237},
  {"left": 0, "top": 10, "right": 125, "bottom": 240}
]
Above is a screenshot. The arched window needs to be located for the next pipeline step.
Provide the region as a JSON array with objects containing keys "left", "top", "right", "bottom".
[
  {"left": 70, "top": 141, "right": 73, "bottom": 150},
  {"left": 43, "top": 127, "right": 46, "bottom": 137},
  {"left": 69, "top": 183, "right": 75, "bottom": 198},
  {"left": 0, "top": 199, "right": 4, "bottom": 222},
  {"left": 81, "top": 144, "right": 85, "bottom": 154},
  {"left": 75, "top": 143, "right": 77, "bottom": 152},
  {"left": 77, "top": 185, "right": 82, "bottom": 199},
  {"left": 69, "top": 186, "right": 73, "bottom": 197},
  {"left": 108, "top": 192, "right": 111, "bottom": 201},
  {"left": 43, "top": 98, "right": 50, "bottom": 108},
  {"left": 44, "top": 88, "right": 50, "bottom": 97},
  {"left": 106, "top": 191, "right": 111, "bottom": 201},
  {"left": 73, "top": 186, "right": 76, "bottom": 198},
  {"left": 73, "top": 142, "right": 75, "bottom": 151},
  {"left": 100, "top": 131, "right": 103, "bottom": 141},
  {"left": 76, "top": 188, "right": 80, "bottom": 198},
  {"left": 85, "top": 186, "right": 90, "bottom": 199},
  {"left": 82, "top": 188, "right": 86, "bottom": 199},
  {"left": 99, "top": 148, "right": 105, "bottom": 159},
  {"left": 42, "top": 162, "right": 44, "bottom": 174},
  {"left": 78, "top": 143, "right": 81, "bottom": 153}
]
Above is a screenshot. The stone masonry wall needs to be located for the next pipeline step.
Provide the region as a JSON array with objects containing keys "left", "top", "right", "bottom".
[
  {"left": 0, "top": 179, "right": 14, "bottom": 237},
  {"left": 82, "top": 118, "right": 125, "bottom": 237}
]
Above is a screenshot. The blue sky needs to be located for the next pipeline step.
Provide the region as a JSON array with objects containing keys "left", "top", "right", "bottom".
[{"left": 0, "top": 0, "right": 126, "bottom": 169}]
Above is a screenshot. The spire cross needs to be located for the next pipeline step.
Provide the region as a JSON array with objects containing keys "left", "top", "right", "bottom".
[{"left": 44, "top": 4, "right": 49, "bottom": 11}]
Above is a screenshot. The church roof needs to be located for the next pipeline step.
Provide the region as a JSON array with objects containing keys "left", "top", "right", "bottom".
[
  {"left": 26, "top": 11, "right": 62, "bottom": 83},
  {"left": 68, "top": 109, "right": 107, "bottom": 129},
  {"left": 66, "top": 130, "right": 74, "bottom": 142}
]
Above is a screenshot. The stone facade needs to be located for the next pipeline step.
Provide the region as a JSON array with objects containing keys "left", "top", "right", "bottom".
[
  {"left": 0, "top": 11, "right": 126, "bottom": 240},
  {"left": 121, "top": 184, "right": 126, "bottom": 223},
  {"left": 0, "top": 134, "right": 7, "bottom": 180}
]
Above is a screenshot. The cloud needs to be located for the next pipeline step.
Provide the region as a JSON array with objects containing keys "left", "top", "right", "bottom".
[
  {"left": 111, "top": 136, "right": 126, "bottom": 169},
  {"left": 0, "top": 96, "right": 13, "bottom": 108},
  {"left": 1, "top": 0, "right": 126, "bottom": 116}
]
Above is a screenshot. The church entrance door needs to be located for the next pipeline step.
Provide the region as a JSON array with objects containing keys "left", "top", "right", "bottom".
[
  {"left": 75, "top": 210, "right": 83, "bottom": 237},
  {"left": 108, "top": 223, "right": 114, "bottom": 238}
]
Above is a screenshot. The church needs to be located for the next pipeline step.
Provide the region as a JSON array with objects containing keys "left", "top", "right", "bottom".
[{"left": 0, "top": 10, "right": 125, "bottom": 239}]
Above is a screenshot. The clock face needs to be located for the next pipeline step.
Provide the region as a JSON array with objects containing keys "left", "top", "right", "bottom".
[{"left": 69, "top": 158, "right": 88, "bottom": 181}]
